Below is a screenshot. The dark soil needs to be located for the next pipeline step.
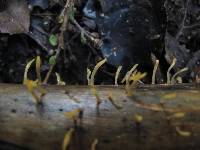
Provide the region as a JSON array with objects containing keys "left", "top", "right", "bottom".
[{"left": 0, "top": 0, "right": 199, "bottom": 84}]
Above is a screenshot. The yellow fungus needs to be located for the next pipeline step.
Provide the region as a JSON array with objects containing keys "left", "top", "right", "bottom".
[
  {"left": 64, "top": 108, "right": 82, "bottom": 122},
  {"left": 87, "top": 68, "right": 92, "bottom": 85},
  {"left": 23, "top": 58, "right": 35, "bottom": 84},
  {"left": 171, "top": 67, "right": 188, "bottom": 84},
  {"left": 62, "top": 128, "right": 74, "bottom": 150},
  {"left": 88, "top": 58, "right": 106, "bottom": 106},
  {"left": 25, "top": 79, "right": 41, "bottom": 103},
  {"left": 91, "top": 86, "right": 101, "bottom": 105},
  {"left": 91, "top": 139, "right": 98, "bottom": 150},
  {"left": 176, "top": 76, "right": 183, "bottom": 84},
  {"left": 125, "top": 71, "right": 146, "bottom": 96},
  {"left": 134, "top": 113, "right": 143, "bottom": 123},
  {"left": 130, "top": 72, "right": 147, "bottom": 83},
  {"left": 162, "top": 93, "right": 177, "bottom": 100},
  {"left": 23, "top": 57, "right": 46, "bottom": 104},
  {"left": 176, "top": 127, "right": 191, "bottom": 137},
  {"left": 55, "top": 72, "right": 66, "bottom": 85},
  {"left": 121, "top": 64, "right": 138, "bottom": 83},
  {"left": 167, "top": 58, "right": 177, "bottom": 84},
  {"left": 152, "top": 60, "right": 159, "bottom": 84},
  {"left": 36, "top": 56, "right": 42, "bottom": 84},
  {"left": 168, "top": 112, "right": 185, "bottom": 119},
  {"left": 90, "top": 58, "right": 107, "bottom": 85},
  {"left": 122, "top": 64, "right": 139, "bottom": 96},
  {"left": 107, "top": 91, "right": 122, "bottom": 110},
  {"left": 115, "top": 66, "right": 122, "bottom": 86}
]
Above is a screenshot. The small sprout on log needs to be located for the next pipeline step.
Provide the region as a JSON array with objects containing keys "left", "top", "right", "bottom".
[
  {"left": 121, "top": 64, "right": 138, "bottom": 83},
  {"left": 121, "top": 64, "right": 139, "bottom": 96},
  {"left": 91, "top": 87, "right": 101, "bottom": 106},
  {"left": 125, "top": 72, "right": 146, "bottom": 96},
  {"left": 107, "top": 91, "right": 122, "bottom": 110},
  {"left": 87, "top": 58, "right": 107, "bottom": 106},
  {"left": 162, "top": 93, "right": 177, "bottom": 100},
  {"left": 64, "top": 108, "right": 83, "bottom": 123},
  {"left": 152, "top": 60, "right": 159, "bottom": 84},
  {"left": 168, "top": 112, "right": 185, "bottom": 119},
  {"left": 176, "top": 127, "right": 191, "bottom": 137},
  {"left": 49, "top": 55, "right": 57, "bottom": 65},
  {"left": 87, "top": 68, "right": 92, "bottom": 85},
  {"left": 23, "top": 58, "right": 35, "bottom": 84},
  {"left": 49, "top": 34, "right": 58, "bottom": 46},
  {"left": 115, "top": 66, "right": 122, "bottom": 85},
  {"left": 90, "top": 58, "right": 107, "bottom": 86},
  {"left": 91, "top": 139, "right": 98, "bottom": 150},
  {"left": 62, "top": 128, "right": 74, "bottom": 150},
  {"left": 36, "top": 56, "right": 41, "bottom": 84},
  {"left": 24, "top": 57, "right": 46, "bottom": 105},
  {"left": 25, "top": 79, "right": 41, "bottom": 104},
  {"left": 171, "top": 67, "right": 188, "bottom": 84},
  {"left": 134, "top": 113, "right": 143, "bottom": 124},
  {"left": 176, "top": 76, "right": 183, "bottom": 84},
  {"left": 167, "top": 58, "right": 177, "bottom": 84},
  {"left": 130, "top": 72, "right": 147, "bottom": 83},
  {"left": 55, "top": 72, "right": 66, "bottom": 85}
]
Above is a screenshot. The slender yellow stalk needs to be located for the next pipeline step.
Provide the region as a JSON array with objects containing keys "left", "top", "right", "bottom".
[
  {"left": 36, "top": 56, "right": 41, "bottom": 84},
  {"left": 87, "top": 68, "right": 92, "bottom": 85},
  {"left": 121, "top": 64, "right": 138, "bottom": 83},
  {"left": 152, "top": 60, "right": 159, "bottom": 84},
  {"left": 91, "top": 139, "right": 98, "bottom": 150},
  {"left": 55, "top": 72, "right": 66, "bottom": 85},
  {"left": 171, "top": 67, "right": 188, "bottom": 84},
  {"left": 167, "top": 58, "right": 177, "bottom": 84},
  {"left": 90, "top": 58, "right": 107, "bottom": 85},
  {"left": 62, "top": 128, "right": 74, "bottom": 150},
  {"left": 115, "top": 66, "right": 122, "bottom": 85},
  {"left": 23, "top": 58, "right": 35, "bottom": 84}
]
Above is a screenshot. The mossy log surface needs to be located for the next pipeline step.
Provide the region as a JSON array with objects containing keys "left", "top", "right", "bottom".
[{"left": 0, "top": 84, "right": 200, "bottom": 150}]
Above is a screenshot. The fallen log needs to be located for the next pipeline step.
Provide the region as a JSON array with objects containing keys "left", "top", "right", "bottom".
[{"left": 0, "top": 84, "right": 200, "bottom": 150}]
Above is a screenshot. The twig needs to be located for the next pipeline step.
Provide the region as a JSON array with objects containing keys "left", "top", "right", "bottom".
[
  {"left": 43, "top": 0, "right": 74, "bottom": 84},
  {"left": 70, "top": 18, "right": 102, "bottom": 48}
]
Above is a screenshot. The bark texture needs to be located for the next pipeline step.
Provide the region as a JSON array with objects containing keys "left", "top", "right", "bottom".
[{"left": 0, "top": 84, "right": 200, "bottom": 150}]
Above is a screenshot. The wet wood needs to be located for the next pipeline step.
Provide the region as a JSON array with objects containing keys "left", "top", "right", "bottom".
[{"left": 0, "top": 83, "right": 200, "bottom": 150}]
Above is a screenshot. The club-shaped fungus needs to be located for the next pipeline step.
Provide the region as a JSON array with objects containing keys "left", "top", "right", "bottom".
[
  {"left": 171, "top": 67, "right": 188, "bottom": 84},
  {"left": 121, "top": 64, "right": 138, "bottom": 84},
  {"left": 162, "top": 93, "right": 177, "bottom": 100},
  {"left": 152, "top": 60, "right": 159, "bottom": 84},
  {"left": 91, "top": 139, "right": 98, "bottom": 150},
  {"left": 167, "top": 58, "right": 177, "bottom": 84},
  {"left": 36, "top": 56, "right": 42, "bottom": 84},
  {"left": 176, "top": 127, "right": 191, "bottom": 137},
  {"left": 107, "top": 91, "right": 122, "bottom": 110},
  {"left": 90, "top": 58, "right": 107, "bottom": 86},
  {"left": 87, "top": 58, "right": 107, "bottom": 106},
  {"left": 62, "top": 128, "right": 74, "bottom": 150},
  {"left": 168, "top": 112, "right": 185, "bottom": 119},
  {"left": 134, "top": 113, "right": 143, "bottom": 124},
  {"left": 55, "top": 72, "right": 66, "bottom": 85},
  {"left": 24, "top": 57, "right": 46, "bottom": 104},
  {"left": 64, "top": 108, "right": 83, "bottom": 123},
  {"left": 125, "top": 72, "right": 146, "bottom": 96},
  {"left": 23, "top": 58, "right": 35, "bottom": 84},
  {"left": 115, "top": 66, "right": 122, "bottom": 86},
  {"left": 87, "top": 68, "right": 92, "bottom": 85}
]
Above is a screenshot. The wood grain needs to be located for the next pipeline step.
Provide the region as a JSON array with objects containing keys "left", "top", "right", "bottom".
[{"left": 0, "top": 84, "right": 200, "bottom": 150}]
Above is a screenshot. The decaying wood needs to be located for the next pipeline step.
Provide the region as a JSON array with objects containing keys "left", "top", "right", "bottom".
[{"left": 0, "top": 84, "right": 200, "bottom": 150}]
